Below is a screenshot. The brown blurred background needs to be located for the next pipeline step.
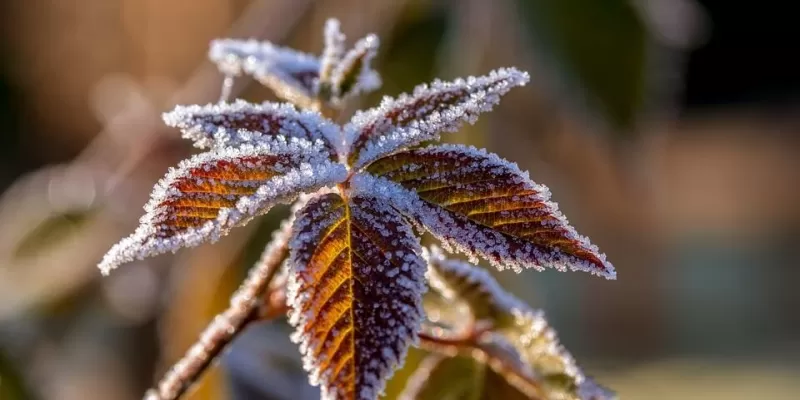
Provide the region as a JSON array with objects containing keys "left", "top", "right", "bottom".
[{"left": 1, "top": 0, "right": 798, "bottom": 399}]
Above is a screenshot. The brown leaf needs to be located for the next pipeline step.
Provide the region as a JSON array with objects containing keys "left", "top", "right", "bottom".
[
  {"left": 99, "top": 138, "right": 346, "bottom": 274},
  {"left": 163, "top": 100, "right": 341, "bottom": 157},
  {"left": 287, "top": 193, "right": 427, "bottom": 400},
  {"left": 361, "top": 145, "right": 614, "bottom": 279},
  {"left": 344, "top": 68, "right": 529, "bottom": 168}
]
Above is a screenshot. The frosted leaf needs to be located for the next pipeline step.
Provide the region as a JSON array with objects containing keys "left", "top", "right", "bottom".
[
  {"left": 99, "top": 137, "right": 347, "bottom": 274},
  {"left": 423, "top": 248, "right": 615, "bottom": 400},
  {"left": 319, "top": 18, "right": 346, "bottom": 84},
  {"left": 357, "top": 144, "right": 615, "bottom": 279},
  {"left": 287, "top": 193, "right": 426, "bottom": 400},
  {"left": 330, "top": 34, "right": 381, "bottom": 103},
  {"left": 163, "top": 100, "right": 341, "bottom": 156},
  {"left": 344, "top": 68, "right": 529, "bottom": 168},
  {"left": 209, "top": 38, "right": 320, "bottom": 108},
  {"left": 424, "top": 246, "right": 524, "bottom": 328}
]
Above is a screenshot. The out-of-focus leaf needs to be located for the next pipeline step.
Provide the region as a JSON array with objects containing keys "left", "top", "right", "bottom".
[
  {"left": 363, "top": 145, "right": 615, "bottom": 279},
  {"left": 399, "top": 354, "right": 531, "bottom": 400},
  {"left": 420, "top": 285, "right": 472, "bottom": 332},
  {"left": 330, "top": 34, "right": 381, "bottom": 102},
  {"left": 378, "top": 346, "right": 426, "bottom": 400},
  {"left": 0, "top": 349, "right": 33, "bottom": 400},
  {"left": 12, "top": 211, "right": 91, "bottom": 260},
  {"left": 420, "top": 248, "right": 615, "bottom": 400},
  {"left": 514, "top": 0, "right": 648, "bottom": 130}
]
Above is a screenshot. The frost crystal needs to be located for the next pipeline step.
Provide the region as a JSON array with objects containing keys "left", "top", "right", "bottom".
[
  {"left": 319, "top": 18, "right": 346, "bottom": 83},
  {"left": 287, "top": 193, "right": 426, "bottom": 400},
  {"left": 99, "top": 137, "right": 346, "bottom": 274},
  {"left": 209, "top": 18, "right": 382, "bottom": 110},
  {"left": 209, "top": 38, "right": 320, "bottom": 107},
  {"left": 355, "top": 144, "right": 615, "bottom": 279},
  {"left": 344, "top": 68, "right": 529, "bottom": 168},
  {"left": 162, "top": 100, "right": 341, "bottom": 154},
  {"left": 330, "top": 34, "right": 381, "bottom": 102},
  {"left": 424, "top": 246, "right": 523, "bottom": 321},
  {"left": 101, "top": 16, "right": 617, "bottom": 400}
]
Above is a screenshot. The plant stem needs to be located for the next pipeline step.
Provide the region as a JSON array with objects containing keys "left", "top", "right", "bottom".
[
  {"left": 417, "top": 327, "right": 546, "bottom": 399},
  {"left": 143, "top": 216, "right": 294, "bottom": 400}
]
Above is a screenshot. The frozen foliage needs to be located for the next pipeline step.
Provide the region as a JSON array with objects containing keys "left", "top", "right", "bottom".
[
  {"left": 344, "top": 68, "right": 529, "bottom": 168},
  {"left": 163, "top": 100, "right": 341, "bottom": 155},
  {"left": 210, "top": 38, "right": 320, "bottom": 107},
  {"left": 423, "top": 247, "right": 613, "bottom": 400},
  {"left": 100, "top": 17, "right": 616, "bottom": 400},
  {"left": 425, "top": 246, "right": 581, "bottom": 376},
  {"left": 329, "top": 34, "right": 381, "bottom": 102},
  {"left": 99, "top": 137, "right": 346, "bottom": 274},
  {"left": 354, "top": 144, "right": 615, "bottom": 279},
  {"left": 209, "top": 18, "right": 381, "bottom": 109},
  {"left": 319, "top": 19, "right": 346, "bottom": 83},
  {"left": 424, "top": 246, "right": 525, "bottom": 323},
  {"left": 287, "top": 193, "right": 426, "bottom": 400}
]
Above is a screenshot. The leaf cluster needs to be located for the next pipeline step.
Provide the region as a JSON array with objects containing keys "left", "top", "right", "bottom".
[{"left": 100, "top": 18, "right": 615, "bottom": 400}]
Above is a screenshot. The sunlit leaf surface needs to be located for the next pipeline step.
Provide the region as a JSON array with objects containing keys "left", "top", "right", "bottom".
[
  {"left": 287, "top": 193, "right": 427, "bottom": 400},
  {"left": 344, "top": 68, "right": 529, "bottom": 168},
  {"left": 99, "top": 138, "right": 346, "bottom": 274},
  {"left": 360, "top": 145, "right": 614, "bottom": 278},
  {"left": 163, "top": 100, "right": 341, "bottom": 155}
]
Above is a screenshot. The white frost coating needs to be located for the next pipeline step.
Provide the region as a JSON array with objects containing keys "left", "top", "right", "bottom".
[
  {"left": 319, "top": 18, "right": 346, "bottom": 82},
  {"left": 162, "top": 99, "right": 341, "bottom": 153},
  {"left": 98, "top": 137, "right": 347, "bottom": 275},
  {"left": 330, "top": 34, "right": 382, "bottom": 101},
  {"left": 424, "top": 246, "right": 522, "bottom": 313},
  {"left": 287, "top": 194, "right": 427, "bottom": 400},
  {"left": 344, "top": 68, "right": 529, "bottom": 169},
  {"left": 209, "top": 38, "right": 319, "bottom": 82},
  {"left": 423, "top": 246, "right": 585, "bottom": 384},
  {"left": 209, "top": 38, "right": 320, "bottom": 106},
  {"left": 351, "top": 165, "right": 615, "bottom": 279}
]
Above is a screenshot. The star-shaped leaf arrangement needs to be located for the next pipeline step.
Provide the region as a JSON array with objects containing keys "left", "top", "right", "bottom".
[{"left": 101, "top": 18, "right": 615, "bottom": 400}]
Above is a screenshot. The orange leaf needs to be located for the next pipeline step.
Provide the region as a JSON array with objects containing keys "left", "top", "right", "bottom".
[
  {"left": 358, "top": 145, "right": 614, "bottom": 279},
  {"left": 287, "top": 193, "right": 426, "bottom": 400},
  {"left": 99, "top": 138, "right": 346, "bottom": 274}
]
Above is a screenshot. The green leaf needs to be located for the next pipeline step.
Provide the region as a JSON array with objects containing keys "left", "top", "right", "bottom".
[
  {"left": 0, "top": 349, "right": 33, "bottom": 400},
  {"left": 422, "top": 247, "right": 615, "bottom": 400},
  {"left": 399, "top": 354, "right": 531, "bottom": 400},
  {"left": 515, "top": 0, "right": 648, "bottom": 130},
  {"left": 13, "top": 211, "right": 91, "bottom": 260}
]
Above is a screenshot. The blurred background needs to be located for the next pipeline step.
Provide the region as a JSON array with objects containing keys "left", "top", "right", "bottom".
[{"left": 1, "top": 0, "right": 798, "bottom": 399}]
